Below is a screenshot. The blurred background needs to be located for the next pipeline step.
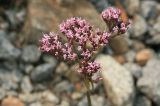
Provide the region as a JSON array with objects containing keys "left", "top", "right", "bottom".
[{"left": 0, "top": 0, "right": 160, "bottom": 106}]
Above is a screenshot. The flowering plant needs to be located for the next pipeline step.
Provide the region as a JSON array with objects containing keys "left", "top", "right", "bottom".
[{"left": 39, "top": 7, "right": 130, "bottom": 106}]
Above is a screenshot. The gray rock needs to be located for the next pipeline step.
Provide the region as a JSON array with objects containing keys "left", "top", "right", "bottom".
[
  {"left": 19, "top": 90, "right": 59, "bottom": 105},
  {"left": 125, "top": 50, "right": 136, "bottom": 62},
  {"left": 31, "top": 63, "right": 55, "bottom": 83},
  {"left": 21, "top": 76, "right": 33, "bottom": 93},
  {"left": 42, "top": 54, "right": 58, "bottom": 64},
  {"left": 96, "top": 55, "right": 135, "bottom": 106},
  {"left": 0, "top": 31, "right": 21, "bottom": 60},
  {"left": 124, "top": 0, "right": 140, "bottom": 16},
  {"left": 0, "top": 17, "right": 9, "bottom": 30},
  {"left": 2, "top": 59, "right": 18, "bottom": 70},
  {"left": 140, "top": 1, "right": 157, "bottom": 19},
  {"left": 0, "top": 88, "right": 6, "bottom": 100},
  {"left": 78, "top": 95, "right": 105, "bottom": 106},
  {"left": 21, "top": 45, "right": 41, "bottom": 63},
  {"left": 29, "top": 102, "right": 42, "bottom": 106},
  {"left": 24, "top": 64, "right": 34, "bottom": 74},
  {"left": 134, "top": 95, "right": 151, "bottom": 106},
  {"left": 147, "top": 16, "right": 160, "bottom": 44},
  {"left": 5, "top": 10, "right": 20, "bottom": 29},
  {"left": 58, "top": 100, "right": 70, "bottom": 106},
  {"left": 0, "top": 69, "right": 23, "bottom": 91},
  {"left": 130, "top": 15, "right": 148, "bottom": 39},
  {"left": 90, "top": 0, "right": 109, "bottom": 12},
  {"left": 137, "top": 59, "right": 160, "bottom": 106},
  {"left": 54, "top": 81, "right": 74, "bottom": 93},
  {"left": 41, "top": 90, "right": 59, "bottom": 104},
  {"left": 56, "top": 62, "right": 69, "bottom": 74},
  {"left": 124, "top": 63, "right": 142, "bottom": 79}
]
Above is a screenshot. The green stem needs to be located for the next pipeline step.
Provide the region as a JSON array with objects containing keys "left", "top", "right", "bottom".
[
  {"left": 86, "top": 88, "right": 92, "bottom": 106},
  {"left": 83, "top": 77, "right": 92, "bottom": 106}
]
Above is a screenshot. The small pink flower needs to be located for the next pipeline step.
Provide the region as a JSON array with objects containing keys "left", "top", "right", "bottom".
[{"left": 101, "top": 7, "right": 121, "bottom": 21}]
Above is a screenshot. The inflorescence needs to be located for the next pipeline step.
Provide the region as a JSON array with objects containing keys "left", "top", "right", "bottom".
[{"left": 39, "top": 7, "right": 130, "bottom": 83}]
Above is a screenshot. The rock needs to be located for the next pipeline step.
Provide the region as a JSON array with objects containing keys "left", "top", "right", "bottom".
[
  {"left": 125, "top": 50, "right": 136, "bottom": 62},
  {"left": 0, "top": 69, "right": 23, "bottom": 91},
  {"left": 5, "top": 10, "right": 20, "bottom": 30},
  {"left": 21, "top": 45, "right": 41, "bottom": 63},
  {"left": 147, "top": 16, "right": 160, "bottom": 45},
  {"left": 0, "top": 31, "right": 21, "bottom": 60},
  {"left": 130, "top": 15, "right": 148, "bottom": 39},
  {"left": 24, "top": 64, "right": 34, "bottom": 74},
  {"left": 0, "top": 17, "right": 9, "bottom": 30},
  {"left": 96, "top": 55, "right": 134, "bottom": 106},
  {"left": 71, "top": 92, "right": 83, "bottom": 100},
  {"left": 65, "top": 64, "right": 80, "bottom": 83},
  {"left": 124, "top": 0, "right": 140, "bottom": 16},
  {"left": 113, "top": 55, "right": 126, "bottom": 64},
  {"left": 0, "top": 88, "right": 6, "bottom": 100},
  {"left": 20, "top": 76, "right": 33, "bottom": 93},
  {"left": 19, "top": 93, "right": 40, "bottom": 104},
  {"left": 2, "top": 59, "right": 18, "bottom": 70},
  {"left": 29, "top": 102, "right": 42, "bottom": 106},
  {"left": 19, "top": 90, "right": 59, "bottom": 105},
  {"left": 109, "top": 35, "right": 129, "bottom": 54},
  {"left": 134, "top": 95, "right": 151, "bottom": 106},
  {"left": 54, "top": 81, "right": 74, "bottom": 93},
  {"left": 19, "top": 0, "right": 105, "bottom": 44},
  {"left": 1, "top": 96, "right": 25, "bottom": 106},
  {"left": 56, "top": 62, "right": 69, "bottom": 74},
  {"left": 90, "top": 0, "right": 109, "bottom": 12},
  {"left": 137, "top": 59, "right": 160, "bottom": 106},
  {"left": 42, "top": 54, "right": 58, "bottom": 64},
  {"left": 140, "top": 1, "right": 157, "bottom": 19},
  {"left": 124, "top": 63, "right": 142, "bottom": 79},
  {"left": 30, "top": 63, "right": 55, "bottom": 83},
  {"left": 58, "top": 100, "right": 70, "bottom": 106},
  {"left": 78, "top": 95, "right": 105, "bottom": 106},
  {"left": 135, "top": 49, "right": 154, "bottom": 66},
  {"left": 40, "top": 90, "right": 59, "bottom": 105},
  {"left": 131, "top": 40, "right": 145, "bottom": 51}
]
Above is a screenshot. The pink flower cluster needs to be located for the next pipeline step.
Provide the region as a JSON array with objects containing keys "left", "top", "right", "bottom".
[
  {"left": 102, "top": 7, "right": 130, "bottom": 35},
  {"left": 39, "top": 7, "right": 130, "bottom": 82}
]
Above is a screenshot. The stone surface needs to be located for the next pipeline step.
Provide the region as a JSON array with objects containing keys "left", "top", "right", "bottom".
[
  {"left": 140, "top": 1, "right": 157, "bottom": 19},
  {"left": 78, "top": 95, "right": 105, "bottom": 106},
  {"left": 131, "top": 40, "right": 145, "bottom": 51},
  {"left": 113, "top": 55, "right": 126, "bottom": 64},
  {"left": 0, "top": 69, "right": 23, "bottom": 91},
  {"left": 20, "top": 76, "right": 33, "bottom": 93},
  {"left": 21, "top": 45, "right": 41, "bottom": 63},
  {"left": 19, "top": 0, "right": 105, "bottom": 44},
  {"left": 134, "top": 95, "right": 151, "bottom": 106},
  {"left": 1, "top": 96, "right": 25, "bottom": 106},
  {"left": 124, "top": 0, "right": 140, "bottom": 16},
  {"left": 109, "top": 35, "right": 129, "bottom": 54},
  {"left": 96, "top": 55, "right": 134, "bottom": 106},
  {"left": 90, "top": 0, "right": 109, "bottom": 12},
  {"left": 0, "top": 31, "right": 21, "bottom": 60},
  {"left": 0, "top": 88, "right": 6, "bottom": 100},
  {"left": 135, "top": 49, "right": 154, "bottom": 66},
  {"left": 137, "top": 59, "right": 160, "bottom": 106},
  {"left": 147, "top": 16, "right": 160, "bottom": 45},
  {"left": 130, "top": 15, "right": 148, "bottom": 39},
  {"left": 54, "top": 81, "right": 74, "bottom": 93},
  {"left": 19, "top": 90, "right": 59, "bottom": 105},
  {"left": 124, "top": 63, "right": 142, "bottom": 79},
  {"left": 125, "top": 50, "right": 136, "bottom": 62},
  {"left": 31, "top": 63, "right": 55, "bottom": 83}
]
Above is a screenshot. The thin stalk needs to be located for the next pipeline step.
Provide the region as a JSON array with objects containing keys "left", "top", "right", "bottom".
[
  {"left": 86, "top": 88, "right": 92, "bottom": 106},
  {"left": 83, "top": 77, "right": 92, "bottom": 106}
]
